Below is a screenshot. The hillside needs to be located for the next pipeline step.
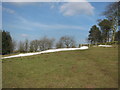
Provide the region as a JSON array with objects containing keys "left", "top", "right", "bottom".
[{"left": 2, "top": 47, "right": 118, "bottom": 88}]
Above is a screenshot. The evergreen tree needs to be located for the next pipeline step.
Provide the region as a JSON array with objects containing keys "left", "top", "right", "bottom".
[
  {"left": 2, "top": 30, "right": 13, "bottom": 55},
  {"left": 98, "top": 19, "right": 112, "bottom": 43},
  {"left": 88, "top": 25, "right": 102, "bottom": 44}
]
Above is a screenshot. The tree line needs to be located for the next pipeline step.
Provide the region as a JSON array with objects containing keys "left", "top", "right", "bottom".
[
  {"left": 1, "top": 30, "right": 76, "bottom": 55},
  {"left": 18, "top": 36, "right": 76, "bottom": 53},
  {"left": 88, "top": 2, "right": 120, "bottom": 44}
]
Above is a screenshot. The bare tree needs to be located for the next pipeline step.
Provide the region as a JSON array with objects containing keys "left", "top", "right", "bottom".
[
  {"left": 39, "top": 37, "right": 55, "bottom": 51},
  {"left": 29, "top": 41, "right": 34, "bottom": 52},
  {"left": 18, "top": 41, "right": 25, "bottom": 53},
  {"left": 57, "top": 36, "right": 76, "bottom": 48},
  {"left": 29, "top": 40, "right": 39, "bottom": 52},
  {"left": 56, "top": 40, "right": 64, "bottom": 48},
  {"left": 29, "top": 37, "right": 55, "bottom": 52},
  {"left": 24, "top": 39, "right": 29, "bottom": 52},
  {"left": 12, "top": 39, "right": 17, "bottom": 51}
]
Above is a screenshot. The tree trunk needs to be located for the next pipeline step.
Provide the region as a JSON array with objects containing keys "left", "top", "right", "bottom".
[
  {"left": 112, "top": 29, "right": 115, "bottom": 42},
  {"left": 111, "top": 17, "right": 118, "bottom": 42}
]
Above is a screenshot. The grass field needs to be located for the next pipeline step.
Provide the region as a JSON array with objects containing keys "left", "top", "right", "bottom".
[{"left": 2, "top": 47, "right": 118, "bottom": 88}]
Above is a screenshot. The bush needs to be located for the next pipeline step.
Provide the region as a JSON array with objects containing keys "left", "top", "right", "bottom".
[{"left": 97, "top": 41, "right": 118, "bottom": 45}]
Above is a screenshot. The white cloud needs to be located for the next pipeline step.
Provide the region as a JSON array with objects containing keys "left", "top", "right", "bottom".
[
  {"left": 6, "top": 24, "right": 33, "bottom": 30},
  {"left": 60, "top": 0, "right": 94, "bottom": 16},
  {"left": 23, "top": 20, "right": 84, "bottom": 30},
  {"left": 9, "top": 2, "right": 39, "bottom": 7},
  {"left": 35, "top": 23, "right": 84, "bottom": 30},
  {"left": 14, "top": 16, "right": 85, "bottom": 30},
  {"left": 3, "top": 7, "right": 15, "bottom": 14},
  {"left": 6, "top": 15, "right": 85, "bottom": 31},
  {"left": 21, "top": 34, "right": 28, "bottom": 37}
]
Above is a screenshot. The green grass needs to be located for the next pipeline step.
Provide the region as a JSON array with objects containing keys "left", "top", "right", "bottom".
[{"left": 2, "top": 47, "right": 118, "bottom": 88}]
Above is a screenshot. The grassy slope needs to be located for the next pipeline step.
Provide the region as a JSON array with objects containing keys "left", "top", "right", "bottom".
[{"left": 2, "top": 47, "right": 118, "bottom": 88}]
